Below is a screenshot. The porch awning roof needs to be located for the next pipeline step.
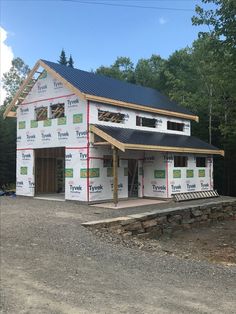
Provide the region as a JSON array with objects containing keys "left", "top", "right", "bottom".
[{"left": 90, "top": 124, "right": 224, "bottom": 156}]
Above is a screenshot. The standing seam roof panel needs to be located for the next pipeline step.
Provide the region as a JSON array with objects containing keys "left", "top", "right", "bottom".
[{"left": 41, "top": 60, "right": 194, "bottom": 116}]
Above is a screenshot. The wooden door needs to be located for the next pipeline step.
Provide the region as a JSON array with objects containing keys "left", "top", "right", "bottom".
[{"left": 35, "top": 157, "right": 57, "bottom": 194}]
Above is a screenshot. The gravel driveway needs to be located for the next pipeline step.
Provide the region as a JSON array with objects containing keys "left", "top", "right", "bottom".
[{"left": 1, "top": 196, "right": 236, "bottom": 314}]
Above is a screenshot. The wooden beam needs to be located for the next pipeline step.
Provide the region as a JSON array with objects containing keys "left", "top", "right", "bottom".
[
  {"left": 6, "top": 111, "right": 16, "bottom": 118},
  {"left": 3, "top": 61, "right": 41, "bottom": 119},
  {"left": 93, "top": 142, "right": 111, "bottom": 146},
  {"left": 89, "top": 125, "right": 125, "bottom": 152},
  {"left": 112, "top": 146, "right": 118, "bottom": 206},
  {"left": 85, "top": 94, "right": 199, "bottom": 122},
  {"left": 124, "top": 143, "right": 224, "bottom": 156},
  {"left": 39, "top": 60, "right": 86, "bottom": 101}
]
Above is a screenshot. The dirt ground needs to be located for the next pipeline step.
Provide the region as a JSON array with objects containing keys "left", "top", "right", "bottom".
[
  {"left": 144, "top": 219, "right": 236, "bottom": 265},
  {"left": 91, "top": 219, "right": 236, "bottom": 266}
]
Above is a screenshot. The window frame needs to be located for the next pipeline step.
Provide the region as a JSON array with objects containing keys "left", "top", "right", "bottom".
[
  {"left": 196, "top": 157, "right": 206, "bottom": 167},
  {"left": 174, "top": 155, "right": 188, "bottom": 168},
  {"left": 136, "top": 116, "right": 156, "bottom": 128},
  {"left": 98, "top": 109, "right": 125, "bottom": 124},
  {"left": 167, "top": 121, "right": 184, "bottom": 132},
  {"left": 35, "top": 106, "right": 48, "bottom": 121},
  {"left": 50, "top": 102, "right": 65, "bottom": 119}
]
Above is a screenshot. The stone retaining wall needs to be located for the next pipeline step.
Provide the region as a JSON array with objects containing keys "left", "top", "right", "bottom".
[{"left": 83, "top": 199, "right": 236, "bottom": 239}]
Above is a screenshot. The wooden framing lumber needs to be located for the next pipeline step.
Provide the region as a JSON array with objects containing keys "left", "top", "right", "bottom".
[
  {"left": 85, "top": 94, "right": 199, "bottom": 122},
  {"left": 3, "top": 61, "right": 41, "bottom": 118},
  {"left": 90, "top": 125, "right": 125, "bottom": 152},
  {"left": 6, "top": 111, "right": 16, "bottom": 118},
  {"left": 112, "top": 146, "right": 118, "bottom": 206},
  {"left": 123, "top": 143, "right": 224, "bottom": 156}
]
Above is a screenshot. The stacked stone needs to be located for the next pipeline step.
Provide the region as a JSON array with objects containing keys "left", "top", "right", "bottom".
[{"left": 84, "top": 200, "right": 236, "bottom": 239}]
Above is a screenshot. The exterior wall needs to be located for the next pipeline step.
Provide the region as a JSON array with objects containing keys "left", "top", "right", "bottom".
[
  {"left": 16, "top": 71, "right": 88, "bottom": 200},
  {"left": 143, "top": 152, "right": 168, "bottom": 198},
  {"left": 167, "top": 154, "right": 213, "bottom": 196},
  {"left": 89, "top": 102, "right": 191, "bottom": 136},
  {"left": 16, "top": 149, "right": 35, "bottom": 196},
  {"left": 141, "top": 152, "right": 213, "bottom": 198}
]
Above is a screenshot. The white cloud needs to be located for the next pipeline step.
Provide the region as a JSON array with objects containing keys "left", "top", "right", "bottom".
[
  {"left": 0, "top": 27, "right": 14, "bottom": 106},
  {"left": 158, "top": 17, "right": 168, "bottom": 25}
]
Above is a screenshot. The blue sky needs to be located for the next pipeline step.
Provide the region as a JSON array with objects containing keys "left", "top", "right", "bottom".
[{"left": 0, "top": 0, "right": 211, "bottom": 71}]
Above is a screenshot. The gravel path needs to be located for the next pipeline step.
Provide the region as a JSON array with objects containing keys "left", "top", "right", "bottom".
[{"left": 1, "top": 196, "right": 236, "bottom": 314}]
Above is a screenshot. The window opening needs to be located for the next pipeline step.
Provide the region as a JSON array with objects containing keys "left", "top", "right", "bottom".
[
  {"left": 167, "top": 121, "right": 184, "bottom": 131},
  {"left": 196, "top": 157, "right": 206, "bottom": 167},
  {"left": 174, "top": 156, "right": 188, "bottom": 167},
  {"left": 51, "top": 103, "right": 65, "bottom": 118},
  {"left": 103, "top": 155, "right": 119, "bottom": 167},
  {"left": 35, "top": 107, "right": 48, "bottom": 121},
  {"left": 98, "top": 109, "right": 125, "bottom": 123},
  {"left": 136, "top": 116, "right": 156, "bottom": 128}
]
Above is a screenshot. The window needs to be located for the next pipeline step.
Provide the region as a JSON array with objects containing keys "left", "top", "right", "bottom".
[
  {"left": 103, "top": 155, "right": 113, "bottom": 168},
  {"left": 167, "top": 121, "right": 184, "bottom": 132},
  {"left": 196, "top": 157, "right": 206, "bottom": 167},
  {"left": 136, "top": 116, "right": 156, "bottom": 128},
  {"left": 103, "top": 155, "right": 119, "bottom": 167},
  {"left": 174, "top": 156, "right": 188, "bottom": 167},
  {"left": 98, "top": 109, "right": 125, "bottom": 123},
  {"left": 50, "top": 103, "right": 65, "bottom": 118},
  {"left": 35, "top": 107, "right": 47, "bottom": 121}
]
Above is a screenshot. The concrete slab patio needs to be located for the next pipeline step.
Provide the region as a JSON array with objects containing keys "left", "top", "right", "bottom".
[{"left": 91, "top": 198, "right": 168, "bottom": 209}]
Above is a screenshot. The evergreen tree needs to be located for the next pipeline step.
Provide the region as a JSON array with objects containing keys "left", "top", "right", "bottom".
[
  {"left": 1, "top": 58, "right": 30, "bottom": 188},
  {"left": 2, "top": 58, "right": 30, "bottom": 104},
  {"left": 68, "top": 55, "right": 74, "bottom": 68},
  {"left": 58, "top": 49, "right": 67, "bottom": 65}
]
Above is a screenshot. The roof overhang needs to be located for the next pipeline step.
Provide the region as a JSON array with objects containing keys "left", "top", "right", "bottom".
[
  {"left": 90, "top": 125, "right": 224, "bottom": 156},
  {"left": 3, "top": 59, "right": 199, "bottom": 122}
]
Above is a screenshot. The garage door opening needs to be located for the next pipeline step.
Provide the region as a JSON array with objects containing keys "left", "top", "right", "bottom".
[{"left": 34, "top": 147, "right": 65, "bottom": 200}]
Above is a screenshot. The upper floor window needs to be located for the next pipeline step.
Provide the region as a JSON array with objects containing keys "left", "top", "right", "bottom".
[
  {"left": 50, "top": 103, "right": 65, "bottom": 119},
  {"left": 98, "top": 109, "right": 125, "bottom": 123},
  {"left": 196, "top": 157, "right": 206, "bottom": 167},
  {"left": 136, "top": 116, "right": 156, "bottom": 128},
  {"left": 35, "top": 106, "right": 47, "bottom": 121},
  {"left": 174, "top": 156, "right": 188, "bottom": 167},
  {"left": 167, "top": 121, "right": 184, "bottom": 132}
]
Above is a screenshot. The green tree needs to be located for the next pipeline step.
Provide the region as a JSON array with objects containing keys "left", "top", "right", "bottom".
[
  {"left": 192, "top": 0, "right": 236, "bottom": 196},
  {"left": 2, "top": 58, "right": 30, "bottom": 104},
  {"left": 58, "top": 49, "right": 68, "bottom": 65},
  {"left": 0, "top": 106, "right": 16, "bottom": 188},
  {"left": 135, "top": 54, "right": 166, "bottom": 90},
  {"left": 68, "top": 54, "right": 74, "bottom": 68},
  {"left": 192, "top": 0, "right": 236, "bottom": 53},
  {"left": 1, "top": 58, "right": 30, "bottom": 188},
  {"left": 96, "top": 57, "right": 135, "bottom": 82}
]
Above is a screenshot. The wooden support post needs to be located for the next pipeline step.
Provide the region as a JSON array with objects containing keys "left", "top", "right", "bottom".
[{"left": 112, "top": 146, "right": 118, "bottom": 206}]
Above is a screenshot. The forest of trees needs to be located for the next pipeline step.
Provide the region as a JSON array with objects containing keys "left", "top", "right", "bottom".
[{"left": 1, "top": 0, "right": 236, "bottom": 195}]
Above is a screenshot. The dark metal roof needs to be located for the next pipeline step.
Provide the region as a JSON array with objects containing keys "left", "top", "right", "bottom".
[
  {"left": 94, "top": 124, "right": 220, "bottom": 151},
  {"left": 41, "top": 60, "right": 194, "bottom": 116}
]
